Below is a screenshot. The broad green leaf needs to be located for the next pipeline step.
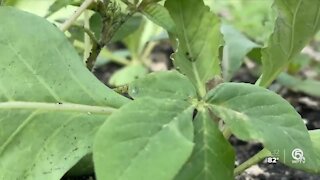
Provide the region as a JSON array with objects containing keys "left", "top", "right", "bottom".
[
  {"left": 109, "top": 64, "right": 148, "bottom": 86},
  {"left": 128, "top": 70, "right": 197, "bottom": 99},
  {"left": 175, "top": 108, "right": 235, "bottom": 180},
  {"left": 93, "top": 97, "right": 195, "bottom": 180},
  {"left": 310, "top": 130, "right": 320, "bottom": 155},
  {"left": 165, "top": 0, "right": 223, "bottom": 97},
  {"left": 221, "top": 24, "right": 260, "bottom": 81},
  {"left": 111, "top": 15, "right": 143, "bottom": 42},
  {"left": 65, "top": 154, "right": 94, "bottom": 176},
  {"left": 89, "top": 12, "right": 102, "bottom": 40},
  {"left": 260, "top": 0, "right": 320, "bottom": 87},
  {"left": 205, "top": 0, "right": 274, "bottom": 43},
  {"left": 277, "top": 73, "right": 320, "bottom": 97},
  {"left": 0, "top": 7, "right": 128, "bottom": 180},
  {"left": 206, "top": 83, "right": 320, "bottom": 173},
  {"left": 139, "top": 3, "right": 175, "bottom": 33},
  {"left": 123, "top": 18, "right": 162, "bottom": 58}
]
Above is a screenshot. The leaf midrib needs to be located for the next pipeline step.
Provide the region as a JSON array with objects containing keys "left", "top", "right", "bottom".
[
  {"left": 116, "top": 105, "right": 194, "bottom": 180},
  {"left": 0, "top": 101, "right": 116, "bottom": 114},
  {"left": 177, "top": 2, "right": 204, "bottom": 96},
  {"left": 288, "top": 0, "right": 302, "bottom": 59}
]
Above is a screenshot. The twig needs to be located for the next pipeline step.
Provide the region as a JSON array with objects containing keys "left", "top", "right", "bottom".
[
  {"left": 222, "top": 126, "right": 232, "bottom": 139},
  {"left": 71, "top": 24, "right": 99, "bottom": 44},
  {"left": 59, "top": 0, "right": 95, "bottom": 32},
  {"left": 86, "top": 1, "right": 136, "bottom": 71},
  {"left": 234, "top": 148, "right": 271, "bottom": 176},
  {"left": 73, "top": 40, "right": 130, "bottom": 66},
  {"left": 141, "top": 41, "right": 158, "bottom": 61},
  {"left": 83, "top": 27, "right": 99, "bottom": 45},
  {"left": 83, "top": 11, "right": 91, "bottom": 63}
]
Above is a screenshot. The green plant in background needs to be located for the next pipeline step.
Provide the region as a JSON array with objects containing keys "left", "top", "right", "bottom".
[
  {"left": 108, "top": 17, "right": 165, "bottom": 86},
  {"left": 205, "top": 0, "right": 275, "bottom": 43},
  {"left": 0, "top": 1, "right": 320, "bottom": 180}
]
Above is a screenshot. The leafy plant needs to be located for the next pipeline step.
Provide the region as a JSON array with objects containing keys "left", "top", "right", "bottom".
[{"left": 0, "top": 0, "right": 320, "bottom": 180}]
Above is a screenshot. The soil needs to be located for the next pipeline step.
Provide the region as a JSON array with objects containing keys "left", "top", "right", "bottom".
[{"left": 63, "top": 43, "right": 320, "bottom": 180}]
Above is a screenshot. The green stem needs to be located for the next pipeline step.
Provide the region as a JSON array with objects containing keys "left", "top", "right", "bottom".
[
  {"left": 222, "top": 126, "right": 232, "bottom": 139},
  {"left": 59, "top": 0, "right": 95, "bottom": 32},
  {"left": 256, "top": 69, "right": 282, "bottom": 88},
  {"left": 83, "top": 11, "right": 91, "bottom": 64},
  {"left": 73, "top": 41, "right": 130, "bottom": 66},
  {"left": 234, "top": 148, "right": 271, "bottom": 176},
  {"left": 0, "top": 101, "right": 116, "bottom": 115},
  {"left": 86, "top": 1, "right": 136, "bottom": 71},
  {"left": 141, "top": 41, "right": 157, "bottom": 61}
]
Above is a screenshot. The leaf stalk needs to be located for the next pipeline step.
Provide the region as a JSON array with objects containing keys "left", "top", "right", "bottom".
[
  {"left": 234, "top": 148, "right": 271, "bottom": 176},
  {"left": 60, "top": 0, "right": 95, "bottom": 32}
]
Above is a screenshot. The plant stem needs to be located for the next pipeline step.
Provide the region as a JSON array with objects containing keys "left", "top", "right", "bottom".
[
  {"left": 141, "top": 41, "right": 157, "bottom": 60},
  {"left": 0, "top": 101, "right": 116, "bottom": 115},
  {"left": 83, "top": 11, "right": 91, "bottom": 64},
  {"left": 60, "top": 0, "right": 95, "bottom": 32},
  {"left": 139, "top": 41, "right": 158, "bottom": 67},
  {"left": 73, "top": 40, "right": 130, "bottom": 66},
  {"left": 222, "top": 126, "right": 232, "bottom": 139},
  {"left": 86, "top": 1, "right": 136, "bottom": 71},
  {"left": 82, "top": 26, "right": 99, "bottom": 45},
  {"left": 234, "top": 148, "right": 271, "bottom": 176}
]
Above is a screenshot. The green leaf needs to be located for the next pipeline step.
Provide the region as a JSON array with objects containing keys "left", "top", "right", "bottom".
[
  {"left": 277, "top": 73, "right": 320, "bottom": 97},
  {"left": 128, "top": 70, "right": 197, "bottom": 99},
  {"left": 165, "top": 0, "right": 223, "bottom": 97},
  {"left": 111, "top": 15, "right": 143, "bottom": 42},
  {"left": 2, "top": 0, "right": 19, "bottom": 5},
  {"left": 139, "top": 3, "right": 175, "bottom": 33},
  {"left": 0, "top": 7, "right": 128, "bottom": 179},
  {"left": 287, "top": 54, "right": 311, "bottom": 74},
  {"left": 89, "top": 12, "right": 102, "bottom": 40},
  {"left": 221, "top": 24, "right": 260, "bottom": 81},
  {"left": 109, "top": 64, "right": 148, "bottom": 86},
  {"left": 205, "top": 0, "right": 275, "bottom": 43},
  {"left": 310, "top": 130, "right": 320, "bottom": 155},
  {"left": 260, "top": 0, "right": 320, "bottom": 87},
  {"left": 93, "top": 97, "right": 195, "bottom": 180},
  {"left": 175, "top": 108, "right": 235, "bottom": 180},
  {"left": 206, "top": 83, "right": 320, "bottom": 173},
  {"left": 122, "top": 18, "right": 162, "bottom": 58}
]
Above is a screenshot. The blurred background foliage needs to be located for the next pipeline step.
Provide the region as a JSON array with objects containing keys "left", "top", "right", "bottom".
[{"left": 6, "top": 0, "right": 320, "bottom": 98}]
